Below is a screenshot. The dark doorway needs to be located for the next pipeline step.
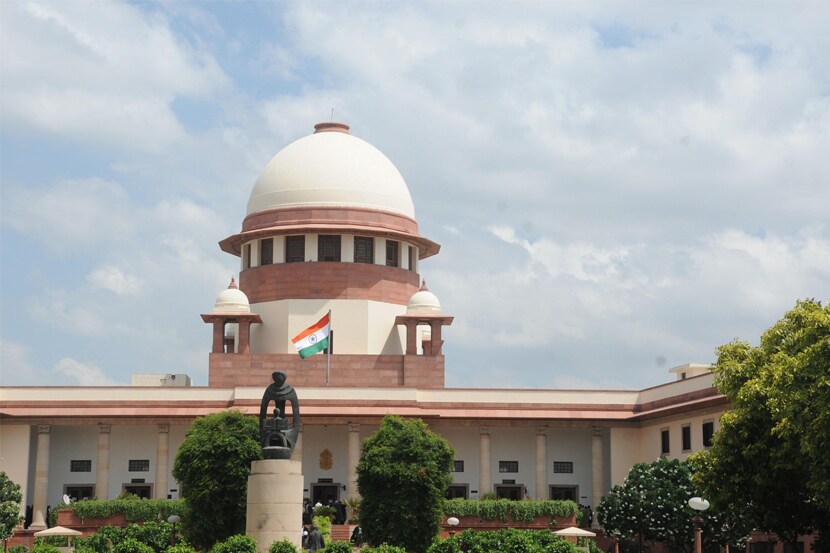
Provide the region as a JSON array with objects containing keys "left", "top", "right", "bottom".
[
  {"left": 446, "top": 485, "right": 469, "bottom": 499},
  {"left": 311, "top": 483, "right": 340, "bottom": 505},
  {"left": 122, "top": 484, "right": 152, "bottom": 499},
  {"left": 550, "top": 485, "right": 578, "bottom": 501},
  {"left": 495, "top": 484, "right": 523, "bottom": 500}
]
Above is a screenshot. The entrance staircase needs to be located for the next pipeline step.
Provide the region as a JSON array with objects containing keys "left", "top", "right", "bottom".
[{"left": 330, "top": 523, "right": 352, "bottom": 543}]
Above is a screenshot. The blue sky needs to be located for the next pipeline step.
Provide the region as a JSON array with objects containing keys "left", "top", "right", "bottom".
[{"left": 1, "top": 1, "right": 828, "bottom": 389}]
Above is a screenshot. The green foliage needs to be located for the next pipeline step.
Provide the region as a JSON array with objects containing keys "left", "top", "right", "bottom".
[
  {"left": 362, "top": 545, "right": 408, "bottom": 553},
  {"left": 76, "top": 524, "right": 125, "bottom": 552},
  {"left": 358, "top": 415, "right": 455, "bottom": 553},
  {"left": 30, "top": 545, "right": 61, "bottom": 553},
  {"left": 444, "top": 499, "right": 579, "bottom": 523},
  {"left": 268, "top": 539, "right": 299, "bottom": 553},
  {"left": 56, "top": 499, "right": 186, "bottom": 523},
  {"left": 324, "top": 541, "right": 352, "bottom": 553},
  {"left": 172, "top": 410, "right": 262, "bottom": 549},
  {"left": 1, "top": 471, "right": 23, "bottom": 542},
  {"left": 427, "top": 528, "right": 579, "bottom": 553},
  {"left": 692, "top": 299, "right": 830, "bottom": 547},
  {"left": 35, "top": 536, "right": 68, "bottom": 547},
  {"left": 313, "top": 505, "right": 337, "bottom": 519},
  {"left": 597, "top": 457, "right": 699, "bottom": 553},
  {"left": 123, "top": 521, "right": 181, "bottom": 552},
  {"left": 208, "top": 534, "right": 258, "bottom": 553},
  {"left": 164, "top": 546, "right": 198, "bottom": 553},
  {"left": 313, "top": 515, "right": 332, "bottom": 547},
  {"left": 9, "top": 545, "right": 29, "bottom": 553},
  {"left": 113, "top": 537, "right": 155, "bottom": 553}
]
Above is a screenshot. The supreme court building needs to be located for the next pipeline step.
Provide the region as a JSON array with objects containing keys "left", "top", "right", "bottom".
[{"left": 0, "top": 122, "right": 728, "bottom": 531}]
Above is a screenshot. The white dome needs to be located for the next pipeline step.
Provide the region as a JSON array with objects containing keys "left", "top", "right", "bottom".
[
  {"left": 407, "top": 281, "right": 442, "bottom": 314},
  {"left": 247, "top": 123, "right": 415, "bottom": 219},
  {"left": 213, "top": 278, "right": 251, "bottom": 313}
]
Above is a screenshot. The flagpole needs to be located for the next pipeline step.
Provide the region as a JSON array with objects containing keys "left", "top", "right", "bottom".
[{"left": 326, "top": 310, "right": 331, "bottom": 386}]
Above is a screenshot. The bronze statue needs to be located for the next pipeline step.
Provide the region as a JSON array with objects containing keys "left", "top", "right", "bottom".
[{"left": 259, "top": 371, "right": 301, "bottom": 459}]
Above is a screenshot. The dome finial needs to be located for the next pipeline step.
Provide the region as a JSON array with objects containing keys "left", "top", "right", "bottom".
[
  {"left": 229, "top": 276, "right": 238, "bottom": 289},
  {"left": 420, "top": 279, "right": 428, "bottom": 291},
  {"left": 314, "top": 122, "right": 350, "bottom": 134}
]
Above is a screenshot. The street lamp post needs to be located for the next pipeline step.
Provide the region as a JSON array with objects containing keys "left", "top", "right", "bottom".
[
  {"left": 167, "top": 515, "right": 181, "bottom": 546},
  {"left": 688, "top": 497, "right": 710, "bottom": 553},
  {"left": 447, "top": 516, "right": 459, "bottom": 537}
]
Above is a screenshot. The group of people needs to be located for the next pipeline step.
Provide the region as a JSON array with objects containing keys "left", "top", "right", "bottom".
[{"left": 301, "top": 523, "right": 362, "bottom": 551}]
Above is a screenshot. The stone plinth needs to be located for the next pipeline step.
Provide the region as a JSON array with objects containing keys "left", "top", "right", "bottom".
[{"left": 246, "top": 459, "right": 303, "bottom": 552}]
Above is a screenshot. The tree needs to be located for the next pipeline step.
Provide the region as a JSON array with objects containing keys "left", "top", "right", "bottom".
[
  {"left": 598, "top": 458, "right": 698, "bottom": 553},
  {"left": 357, "top": 415, "right": 454, "bottom": 553},
  {"left": 1, "top": 471, "right": 23, "bottom": 552},
  {"left": 691, "top": 299, "right": 830, "bottom": 550},
  {"left": 172, "top": 410, "right": 262, "bottom": 549}
]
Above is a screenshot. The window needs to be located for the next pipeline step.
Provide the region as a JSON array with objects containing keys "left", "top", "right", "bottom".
[
  {"left": 385, "top": 240, "right": 399, "bottom": 267},
  {"left": 70, "top": 460, "right": 91, "bottom": 472},
  {"left": 682, "top": 424, "right": 692, "bottom": 451},
  {"left": 128, "top": 459, "right": 150, "bottom": 472},
  {"left": 285, "top": 236, "right": 305, "bottom": 263},
  {"left": 553, "top": 461, "right": 573, "bottom": 474},
  {"left": 122, "top": 484, "right": 152, "bottom": 499},
  {"left": 259, "top": 238, "right": 273, "bottom": 265},
  {"left": 702, "top": 421, "right": 714, "bottom": 448},
  {"left": 64, "top": 485, "right": 94, "bottom": 500},
  {"left": 550, "top": 486, "right": 578, "bottom": 501},
  {"left": 244, "top": 243, "right": 252, "bottom": 269},
  {"left": 498, "top": 461, "right": 518, "bottom": 473},
  {"left": 408, "top": 246, "right": 416, "bottom": 271},
  {"left": 495, "top": 484, "right": 523, "bottom": 500},
  {"left": 318, "top": 235, "right": 341, "bottom": 262},
  {"left": 354, "top": 236, "right": 374, "bottom": 264},
  {"left": 784, "top": 543, "right": 804, "bottom": 553},
  {"left": 453, "top": 460, "right": 464, "bottom": 473},
  {"left": 660, "top": 429, "right": 670, "bottom": 455},
  {"left": 750, "top": 542, "right": 775, "bottom": 553},
  {"left": 446, "top": 485, "right": 469, "bottom": 499}
]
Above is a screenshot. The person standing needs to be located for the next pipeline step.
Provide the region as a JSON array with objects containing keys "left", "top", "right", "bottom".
[{"left": 308, "top": 524, "right": 324, "bottom": 552}]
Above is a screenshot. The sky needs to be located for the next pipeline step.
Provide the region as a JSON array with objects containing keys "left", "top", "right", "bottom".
[{"left": 1, "top": 1, "right": 828, "bottom": 390}]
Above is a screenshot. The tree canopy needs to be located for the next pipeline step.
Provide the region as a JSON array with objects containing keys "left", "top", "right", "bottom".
[
  {"left": 172, "top": 410, "right": 262, "bottom": 549},
  {"left": 1, "top": 471, "right": 23, "bottom": 544},
  {"left": 357, "top": 415, "right": 454, "bottom": 553},
  {"left": 690, "top": 299, "right": 830, "bottom": 549}
]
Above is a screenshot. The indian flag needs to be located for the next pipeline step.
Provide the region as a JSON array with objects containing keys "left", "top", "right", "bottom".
[{"left": 292, "top": 312, "right": 331, "bottom": 359}]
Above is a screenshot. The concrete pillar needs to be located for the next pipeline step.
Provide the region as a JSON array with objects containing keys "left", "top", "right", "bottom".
[
  {"left": 479, "top": 427, "right": 491, "bottom": 497},
  {"left": 535, "top": 427, "right": 548, "bottom": 500},
  {"left": 347, "top": 424, "right": 361, "bottom": 499},
  {"left": 591, "top": 426, "right": 605, "bottom": 527},
  {"left": 405, "top": 321, "right": 417, "bottom": 355},
  {"left": 30, "top": 425, "right": 51, "bottom": 530},
  {"left": 154, "top": 425, "right": 170, "bottom": 499},
  {"left": 95, "top": 424, "right": 111, "bottom": 500},
  {"left": 247, "top": 460, "right": 303, "bottom": 552},
  {"left": 429, "top": 321, "right": 443, "bottom": 356}
]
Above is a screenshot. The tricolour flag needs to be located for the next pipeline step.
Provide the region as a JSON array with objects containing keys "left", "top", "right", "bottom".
[{"left": 291, "top": 312, "right": 331, "bottom": 359}]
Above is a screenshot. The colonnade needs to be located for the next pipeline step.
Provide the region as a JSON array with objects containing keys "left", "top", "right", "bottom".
[{"left": 28, "top": 422, "right": 607, "bottom": 531}]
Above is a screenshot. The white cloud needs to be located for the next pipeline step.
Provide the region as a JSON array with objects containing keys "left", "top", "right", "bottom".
[
  {"left": 88, "top": 266, "right": 143, "bottom": 296},
  {"left": 54, "top": 357, "right": 119, "bottom": 386},
  {"left": 0, "top": 340, "right": 40, "bottom": 386}
]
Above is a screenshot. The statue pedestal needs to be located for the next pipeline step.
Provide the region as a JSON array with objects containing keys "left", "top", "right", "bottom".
[{"left": 246, "top": 459, "right": 303, "bottom": 552}]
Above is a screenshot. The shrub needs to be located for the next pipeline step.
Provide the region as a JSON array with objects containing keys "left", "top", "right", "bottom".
[
  {"left": 209, "top": 534, "right": 257, "bottom": 553},
  {"left": 358, "top": 415, "right": 454, "bottom": 553},
  {"left": 123, "top": 521, "right": 178, "bottom": 552},
  {"left": 165, "top": 546, "right": 198, "bottom": 553},
  {"left": 76, "top": 524, "right": 126, "bottom": 552},
  {"left": 443, "top": 498, "right": 579, "bottom": 523},
  {"left": 30, "top": 545, "right": 61, "bottom": 553},
  {"left": 268, "top": 539, "right": 299, "bottom": 553},
  {"left": 362, "top": 546, "right": 408, "bottom": 553},
  {"left": 114, "top": 538, "right": 155, "bottom": 553},
  {"left": 55, "top": 499, "right": 186, "bottom": 524},
  {"left": 9, "top": 546, "right": 29, "bottom": 553},
  {"left": 313, "top": 515, "right": 331, "bottom": 547},
  {"left": 173, "top": 411, "right": 261, "bottom": 549},
  {"left": 324, "top": 542, "right": 352, "bottom": 553}
]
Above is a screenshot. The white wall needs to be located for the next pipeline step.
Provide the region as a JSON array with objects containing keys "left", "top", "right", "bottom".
[
  {"left": 300, "top": 424, "right": 351, "bottom": 500},
  {"left": 47, "top": 425, "right": 98, "bottom": 505},
  {"left": 434, "top": 426, "right": 480, "bottom": 496},
  {"left": 548, "top": 427, "right": 594, "bottom": 503},
  {"left": 0, "top": 423, "right": 31, "bottom": 515},
  {"left": 250, "top": 299, "right": 406, "bottom": 355}
]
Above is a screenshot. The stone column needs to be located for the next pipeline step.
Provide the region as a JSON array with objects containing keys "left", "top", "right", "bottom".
[
  {"left": 591, "top": 427, "right": 606, "bottom": 527},
  {"left": 479, "top": 427, "right": 491, "bottom": 497},
  {"left": 30, "top": 425, "right": 51, "bottom": 530},
  {"left": 95, "top": 424, "right": 112, "bottom": 500},
  {"left": 154, "top": 425, "right": 170, "bottom": 499},
  {"left": 347, "top": 424, "right": 361, "bottom": 499},
  {"left": 535, "top": 427, "right": 548, "bottom": 500}
]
